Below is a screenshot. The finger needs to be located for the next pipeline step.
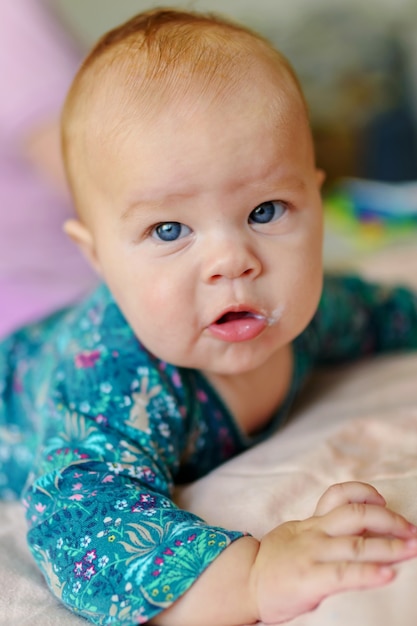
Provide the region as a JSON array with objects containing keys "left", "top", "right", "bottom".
[
  {"left": 311, "top": 561, "right": 396, "bottom": 598},
  {"left": 315, "top": 482, "right": 386, "bottom": 517},
  {"left": 316, "top": 535, "right": 417, "bottom": 564},
  {"left": 319, "top": 503, "right": 417, "bottom": 539}
]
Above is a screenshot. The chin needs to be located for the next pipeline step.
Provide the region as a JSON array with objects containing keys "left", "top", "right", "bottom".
[{"left": 206, "top": 348, "right": 273, "bottom": 377}]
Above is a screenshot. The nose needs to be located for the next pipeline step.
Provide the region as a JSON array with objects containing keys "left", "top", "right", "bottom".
[{"left": 202, "top": 235, "right": 262, "bottom": 283}]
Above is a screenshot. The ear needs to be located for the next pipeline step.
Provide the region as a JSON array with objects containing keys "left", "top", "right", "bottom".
[
  {"left": 63, "top": 219, "right": 102, "bottom": 275},
  {"left": 316, "top": 168, "right": 326, "bottom": 188}
]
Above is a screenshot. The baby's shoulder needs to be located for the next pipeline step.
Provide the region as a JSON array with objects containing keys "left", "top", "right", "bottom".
[{"left": 44, "top": 287, "right": 193, "bottom": 421}]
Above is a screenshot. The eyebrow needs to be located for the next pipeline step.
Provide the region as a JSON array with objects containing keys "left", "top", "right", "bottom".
[
  {"left": 121, "top": 184, "right": 206, "bottom": 221},
  {"left": 121, "top": 174, "right": 308, "bottom": 221},
  {"left": 121, "top": 201, "right": 157, "bottom": 222},
  {"left": 121, "top": 196, "right": 179, "bottom": 222},
  {"left": 251, "top": 174, "right": 308, "bottom": 196}
]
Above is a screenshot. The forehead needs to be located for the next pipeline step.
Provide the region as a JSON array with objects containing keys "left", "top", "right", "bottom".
[
  {"left": 75, "top": 49, "right": 305, "bottom": 159},
  {"left": 69, "top": 24, "right": 304, "bottom": 136},
  {"left": 64, "top": 28, "right": 311, "bottom": 215},
  {"left": 91, "top": 85, "right": 313, "bottom": 214},
  {"left": 91, "top": 57, "right": 305, "bottom": 156}
]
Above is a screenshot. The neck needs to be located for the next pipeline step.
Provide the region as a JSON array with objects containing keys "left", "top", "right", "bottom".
[{"left": 203, "top": 344, "right": 293, "bottom": 436}]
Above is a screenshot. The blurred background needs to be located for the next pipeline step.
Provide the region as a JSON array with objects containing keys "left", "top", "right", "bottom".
[{"left": 2, "top": 0, "right": 417, "bottom": 338}]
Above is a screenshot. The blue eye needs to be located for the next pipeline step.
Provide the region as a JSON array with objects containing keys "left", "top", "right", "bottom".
[
  {"left": 152, "top": 222, "right": 191, "bottom": 242},
  {"left": 249, "top": 201, "right": 286, "bottom": 224}
]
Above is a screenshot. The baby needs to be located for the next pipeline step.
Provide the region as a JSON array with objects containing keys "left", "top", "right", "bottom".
[{"left": 2, "top": 7, "right": 417, "bottom": 626}]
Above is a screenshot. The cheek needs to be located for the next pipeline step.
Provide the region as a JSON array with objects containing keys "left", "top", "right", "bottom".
[
  {"left": 299, "top": 210, "right": 323, "bottom": 275},
  {"left": 119, "top": 264, "right": 189, "bottom": 332},
  {"left": 124, "top": 269, "right": 195, "bottom": 363},
  {"left": 93, "top": 237, "right": 191, "bottom": 337},
  {"left": 275, "top": 226, "right": 323, "bottom": 326},
  {"left": 297, "top": 238, "right": 323, "bottom": 308}
]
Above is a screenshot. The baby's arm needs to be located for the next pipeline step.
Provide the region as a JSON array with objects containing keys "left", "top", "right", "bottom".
[
  {"left": 25, "top": 461, "right": 244, "bottom": 624},
  {"left": 313, "top": 275, "right": 417, "bottom": 363},
  {"left": 154, "top": 482, "right": 417, "bottom": 626}
]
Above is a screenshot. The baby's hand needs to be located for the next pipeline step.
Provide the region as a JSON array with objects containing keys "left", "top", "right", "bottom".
[
  {"left": 314, "top": 480, "right": 387, "bottom": 516},
  {"left": 250, "top": 481, "right": 417, "bottom": 624}
]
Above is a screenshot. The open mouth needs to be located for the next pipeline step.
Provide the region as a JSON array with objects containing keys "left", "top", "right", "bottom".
[
  {"left": 209, "top": 309, "right": 267, "bottom": 342},
  {"left": 215, "top": 311, "right": 256, "bottom": 325}
]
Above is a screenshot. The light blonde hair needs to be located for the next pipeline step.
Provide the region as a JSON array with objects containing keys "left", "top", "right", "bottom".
[{"left": 62, "top": 8, "right": 309, "bottom": 210}]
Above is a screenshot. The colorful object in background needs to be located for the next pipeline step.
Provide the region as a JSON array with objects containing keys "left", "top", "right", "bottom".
[{"left": 324, "top": 178, "right": 417, "bottom": 254}]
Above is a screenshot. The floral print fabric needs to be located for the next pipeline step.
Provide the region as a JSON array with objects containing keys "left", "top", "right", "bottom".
[{"left": 1, "top": 275, "right": 417, "bottom": 624}]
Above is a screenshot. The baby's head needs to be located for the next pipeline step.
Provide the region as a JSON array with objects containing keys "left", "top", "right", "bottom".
[
  {"left": 63, "top": 8, "right": 324, "bottom": 376},
  {"left": 62, "top": 8, "right": 308, "bottom": 215}
]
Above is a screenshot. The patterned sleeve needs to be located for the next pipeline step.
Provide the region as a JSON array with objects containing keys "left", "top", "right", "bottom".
[
  {"left": 21, "top": 304, "right": 244, "bottom": 624},
  {"left": 308, "top": 274, "right": 417, "bottom": 363}
]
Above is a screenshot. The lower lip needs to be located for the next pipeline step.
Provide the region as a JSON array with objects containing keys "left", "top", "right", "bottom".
[{"left": 208, "top": 316, "right": 267, "bottom": 343}]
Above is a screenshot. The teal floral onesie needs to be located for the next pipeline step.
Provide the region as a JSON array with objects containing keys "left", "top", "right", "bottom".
[{"left": 1, "top": 274, "right": 417, "bottom": 625}]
